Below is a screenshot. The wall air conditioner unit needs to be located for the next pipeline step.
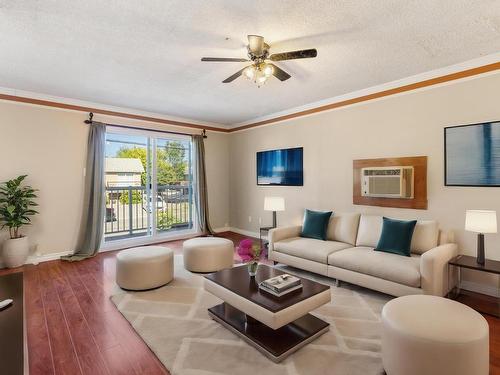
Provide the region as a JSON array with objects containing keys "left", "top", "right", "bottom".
[{"left": 361, "top": 166, "right": 414, "bottom": 199}]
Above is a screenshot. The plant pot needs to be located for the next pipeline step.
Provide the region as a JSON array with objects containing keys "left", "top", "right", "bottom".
[{"left": 2, "top": 236, "right": 29, "bottom": 268}]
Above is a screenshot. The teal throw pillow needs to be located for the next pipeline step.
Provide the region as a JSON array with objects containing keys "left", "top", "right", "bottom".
[
  {"left": 375, "top": 217, "right": 417, "bottom": 257},
  {"left": 301, "top": 209, "right": 332, "bottom": 240}
]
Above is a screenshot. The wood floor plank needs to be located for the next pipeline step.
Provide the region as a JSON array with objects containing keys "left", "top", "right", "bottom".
[
  {"left": 100, "top": 344, "right": 140, "bottom": 375},
  {"left": 59, "top": 261, "right": 121, "bottom": 351},
  {"left": 48, "top": 264, "right": 110, "bottom": 375},
  {"left": 77, "top": 271, "right": 116, "bottom": 312},
  {"left": 24, "top": 265, "right": 56, "bottom": 375},
  {"left": 38, "top": 262, "right": 83, "bottom": 375}
]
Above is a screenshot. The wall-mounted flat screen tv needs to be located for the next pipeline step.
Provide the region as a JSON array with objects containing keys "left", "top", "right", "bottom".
[
  {"left": 257, "top": 147, "right": 303, "bottom": 186},
  {"left": 445, "top": 121, "right": 500, "bottom": 186}
]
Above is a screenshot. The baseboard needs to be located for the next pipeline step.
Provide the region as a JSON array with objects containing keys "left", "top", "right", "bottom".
[
  {"left": 228, "top": 227, "right": 260, "bottom": 239},
  {"left": 0, "top": 250, "right": 73, "bottom": 269},
  {"left": 460, "top": 280, "right": 499, "bottom": 298},
  {"left": 27, "top": 251, "right": 72, "bottom": 265},
  {"left": 213, "top": 227, "right": 231, "bottom": 233}
]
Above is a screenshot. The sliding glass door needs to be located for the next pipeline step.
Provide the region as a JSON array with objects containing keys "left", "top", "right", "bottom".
[{"left": 104, "top": 129, "right": 195, "bottom": 243}]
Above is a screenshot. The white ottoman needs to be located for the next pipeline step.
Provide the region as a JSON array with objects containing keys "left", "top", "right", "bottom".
[
  {"left": 382, "top": 295, "right": 489, "bottom": 375},
  {"left": 183, "top": 237, "right": 234, "bottom": 272},
  {"left": 116, "top": 246, "right": 173, "bottom": 290}
]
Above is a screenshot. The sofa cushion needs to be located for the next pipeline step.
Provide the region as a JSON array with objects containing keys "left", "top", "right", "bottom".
[
  {"left": 328, "top": 247, "right": 421, "bottom": 287},
  {"left": 301, "top": 209, "right": 333, "bottom": 240},
  {"left": 355, "top": 215, "right": 383, "bottom": 247},
  {"left": 356, "top": 215, "right": 440, "bottom": 255},
  {"left": 274, "top": 237, "right": 351, "bottom": 264},
  {"left": 411, "top": 220, "right": 439, "bottom": 254},
  {"left": 375, "top": 217, "right": 417, "bottom": 257},
  {"left": 326, "top": 212, "right": 361, "bottom": 245}
]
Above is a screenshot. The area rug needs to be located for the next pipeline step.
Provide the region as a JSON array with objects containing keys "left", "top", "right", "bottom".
[{"left": 110, "top": 256, "right": 391, "bottom": 375}]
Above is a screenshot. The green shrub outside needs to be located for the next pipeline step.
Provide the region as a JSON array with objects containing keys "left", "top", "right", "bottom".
[
  {"left": 157, "top": 210, "right": 182, "bottom": 230},
  {"left": 119, "top": 190, "right": 142, "bottom": 204}
]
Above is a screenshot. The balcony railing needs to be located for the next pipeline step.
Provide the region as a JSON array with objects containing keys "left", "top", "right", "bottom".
[{"left": 105, "top": 185, "right": 193, "bottom": 241}]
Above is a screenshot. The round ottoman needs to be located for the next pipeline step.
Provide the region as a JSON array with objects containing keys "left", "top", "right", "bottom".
[
  {"left": 183, "top": 237, "right": 234, "bottom": 272},
  {"left": 116, "top": 246, "right": 173, "bottom": 290},
  {"left": 382, "top": 295, "right": 489, "bottom": 375}
]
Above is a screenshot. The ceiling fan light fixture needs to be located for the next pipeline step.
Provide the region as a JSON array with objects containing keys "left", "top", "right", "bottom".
[
  {"left": 244, "top": 66, "right": 255, "bottom": 80},
  {"left": 257, "top": 75, "right": 267, "bottom": 85},
  {"left": 263, "top": 64, "right": 273, "bottom": 77},
  {"left": 254, "top": 68, "right": 269, "bottom": 87}
]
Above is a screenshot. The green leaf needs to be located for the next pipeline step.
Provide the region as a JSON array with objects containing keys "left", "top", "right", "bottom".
[{"left": 0, "top": 175, "right": 38, "bottom": 233}]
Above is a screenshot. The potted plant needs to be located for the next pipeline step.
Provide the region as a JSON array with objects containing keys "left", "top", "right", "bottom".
[
  {"left": 0, "top": 175, "right": 38, "bottom": 268},
  {"left": 237, "top": 238, "right": 266, "bottom": 277}
]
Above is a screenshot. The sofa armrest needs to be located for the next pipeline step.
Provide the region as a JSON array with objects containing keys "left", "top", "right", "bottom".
[
  {"left": 268, "top": 225, "right": 302, "bottom": 257},
  {"left": 420, "top": 243, "right": 458, "bottom": 296}
]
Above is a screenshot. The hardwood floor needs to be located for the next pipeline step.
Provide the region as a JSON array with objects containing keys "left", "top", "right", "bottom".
[{"left": 0, "top": 232, "right": 499, "bottom": 374}]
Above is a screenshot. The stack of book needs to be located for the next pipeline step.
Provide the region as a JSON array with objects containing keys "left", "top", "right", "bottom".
[{"left": 259, "top": 274, "right": 302, "bottom": 297}]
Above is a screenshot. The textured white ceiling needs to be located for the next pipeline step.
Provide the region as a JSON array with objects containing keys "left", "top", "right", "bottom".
[{"left": 1, "top": 0, "right": 499, "bottom": 126}]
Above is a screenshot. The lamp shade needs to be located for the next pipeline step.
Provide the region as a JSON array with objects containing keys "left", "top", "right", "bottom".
[
  {"left": 465, "top": 210, "right": 497, "bottom": 233},
  {"left": 264, "top": 196, "right": 285, "bottom": 212}
]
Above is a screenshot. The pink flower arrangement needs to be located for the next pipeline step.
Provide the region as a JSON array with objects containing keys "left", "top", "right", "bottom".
[{"left": 237, "top": 238, "right": 266, "bottom": 263}]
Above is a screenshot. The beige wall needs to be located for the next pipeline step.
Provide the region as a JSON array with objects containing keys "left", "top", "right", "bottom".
[
  {"left": 229, "top": 72, "right": 500, "bottom": 290},
  {"left": 0, "top": 102, "right": 87, "bottom": 256},
  {"left": 0, "top": 100, "right": 230, "bottom": 257},
  {"left": 204, "top": 129, "right": 230, "bottom": 229}
]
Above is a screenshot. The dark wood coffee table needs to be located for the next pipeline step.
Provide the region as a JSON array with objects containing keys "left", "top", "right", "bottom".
[{"left": 204, "top": 265, "right": 330, "bottom": 363}]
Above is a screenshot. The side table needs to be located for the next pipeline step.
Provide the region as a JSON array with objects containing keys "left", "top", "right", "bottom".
[
  {"left": 448, "top": 254, "right": 500, "bottom": 317},
  {"left": 259, "top": 226, "right": 275, "bottom": 249}
]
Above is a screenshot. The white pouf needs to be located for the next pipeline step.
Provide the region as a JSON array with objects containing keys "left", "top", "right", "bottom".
[
  {"left": 183, "top": 237, "right": 234, "bottom": 272},
  {"left": 382, "top": 295, "right": 489, "bottom": 375},
  {"left": 116, "top": 246, "right": 173, "bottom": 290}
]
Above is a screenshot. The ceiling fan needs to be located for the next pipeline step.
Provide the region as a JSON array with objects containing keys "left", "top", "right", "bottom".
[{"left": 201, "top": 35, "right": 317, "bottom": 86}]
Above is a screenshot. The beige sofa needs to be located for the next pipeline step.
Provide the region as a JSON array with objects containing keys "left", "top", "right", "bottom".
[{"left": 268, "top": 213, "right": 458, "bottom": 297}]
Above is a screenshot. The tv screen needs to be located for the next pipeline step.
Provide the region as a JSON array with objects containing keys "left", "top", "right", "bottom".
[
  {"left": 445, "top": 121, "right": 500, "bottom": 186},
  {"left": 257, "top": 147, "right": 303, "bottom": 186}
]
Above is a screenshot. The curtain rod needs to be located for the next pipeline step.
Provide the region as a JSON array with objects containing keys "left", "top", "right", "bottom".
[{"left": 84, "top": 112, "right": 207, "bottom": 138}]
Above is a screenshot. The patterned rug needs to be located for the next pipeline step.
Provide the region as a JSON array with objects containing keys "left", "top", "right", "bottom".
[{"left": 110, "top": 256, "right": 391, "bottom": 375}]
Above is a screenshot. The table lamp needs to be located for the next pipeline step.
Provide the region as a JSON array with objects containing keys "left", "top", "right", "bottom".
[
  {"left": 465, "top": 210, "right": 497, "bottom": 265},
  {"left": 264, "top": 197, "right": 285, "bottom": 228}
]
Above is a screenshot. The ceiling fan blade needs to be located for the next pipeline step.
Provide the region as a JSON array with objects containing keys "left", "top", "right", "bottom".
[
  {"left": 222, "top": 67, "right": 248, "bottom": 83},
  {"left": 269, "top": 48, "right": 317, "bottom": 61},
  {"left": 268, "top": 64, "right": 291, "bottom": 81},
  {"left": 201, "top": 57, "right": 249, "bottom": 62},
  {"left": 247, "top": 35, "right": 265, "bottom": 55}
]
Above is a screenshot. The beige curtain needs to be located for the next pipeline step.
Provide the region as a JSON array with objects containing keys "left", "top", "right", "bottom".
[
  {"left": 193, "top": 135, "right": 214, "bottom": 235},
  {"left": 62, "top": 122, "right": 106, "bottom": 261}
]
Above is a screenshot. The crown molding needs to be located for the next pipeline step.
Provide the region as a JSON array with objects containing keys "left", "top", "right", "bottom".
[
  {"left": 0, "top": 87, "right": 230, "bottom": 133},
  {"left": 229, "top": 54, "right": 500, "bottom": 132}
]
